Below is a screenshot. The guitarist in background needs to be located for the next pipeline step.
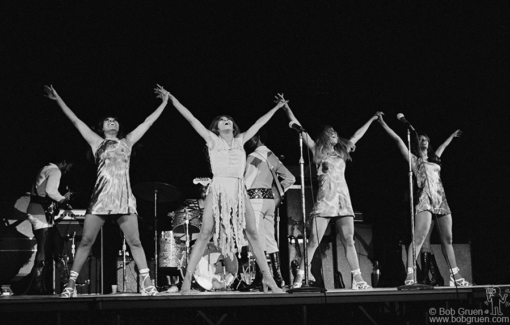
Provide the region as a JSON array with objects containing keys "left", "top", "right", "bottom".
[
  {"left": 26, "top": 154, "right": 73, "bottom": 294},
  {"left": 245, "top": 127, "right": 295, "bottom": 289}
]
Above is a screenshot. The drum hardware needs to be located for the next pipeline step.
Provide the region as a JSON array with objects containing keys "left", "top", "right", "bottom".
[
  {"left": 133, "top": 182, "right": 180, "bottom": 288},
  {"left": 169, "top": 208, "right": 203, "bottom": 270},
  {"left": 120, "top": 236, "right": 128, "bottom": 293}
]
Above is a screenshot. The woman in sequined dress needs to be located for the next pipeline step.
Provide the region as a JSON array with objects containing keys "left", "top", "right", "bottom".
[
  {"left": 44, "top": 84, "right": 170, "bottom": 297},
  {"left": 168, "top": 91, "right": 286, "bottom": 294},
  {"left": 283, "top": 104, "right": 381, "bottom": 290},
  {"left": 378, "top": 115, "right": 471, "bottom": 287}
]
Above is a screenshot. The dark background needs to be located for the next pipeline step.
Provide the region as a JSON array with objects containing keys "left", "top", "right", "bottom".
[{"left": 1, "top": 1, "right": 509, "bottom": 285}]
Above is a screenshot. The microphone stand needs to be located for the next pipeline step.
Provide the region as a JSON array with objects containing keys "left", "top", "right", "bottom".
[
  {"left": 288, "top": 130, "right": 325, "bottom": 293},
  {"left": 398, "top": 128, "right": 433, "bottom": 290}
]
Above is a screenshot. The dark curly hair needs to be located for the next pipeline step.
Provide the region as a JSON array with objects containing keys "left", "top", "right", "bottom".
[
  {"left": 412, "top": 132, "right": 441, "bottom": 165},
  {"left": 208, "top": 115, "right": 241, "bottom": 137},
  {"left": 93, "top": 116, "right": 126, "bottom": 139}
]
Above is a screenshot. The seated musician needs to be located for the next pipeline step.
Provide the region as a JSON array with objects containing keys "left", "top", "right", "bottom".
[{"left": 180, "top": 178, "right": 210, "bottom": 212}]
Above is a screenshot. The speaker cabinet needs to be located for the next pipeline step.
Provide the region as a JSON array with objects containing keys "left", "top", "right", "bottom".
[{"left": 401, "top": 244, "right": 473, "bottom": 284}]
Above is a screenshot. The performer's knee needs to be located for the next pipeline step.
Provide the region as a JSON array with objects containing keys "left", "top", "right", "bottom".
[
  {"left": 441, "top": 234, "right": 453, "bottom": 245},
  {"left": 342, "top": 235, "right": 355, "bottom": 248},
  {"left": 79, "top": 236, "right": 96, "bottom": 248},
  {"left": 126, "top": 237, "right": 142, "bottom": 249}
]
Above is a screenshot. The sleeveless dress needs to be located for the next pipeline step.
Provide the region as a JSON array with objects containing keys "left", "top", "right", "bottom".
[
  {"left": 412, "top": 155, "right": 451, "bottom": 215},
  {"left": 207, "top": 131, "right": 248, "bottom": 258},
  {"left": 88, "top": 138, "right": 137, "bottom": 215},
  {"left": 311, "top": 150, "right": 355, "bottom": 218}
]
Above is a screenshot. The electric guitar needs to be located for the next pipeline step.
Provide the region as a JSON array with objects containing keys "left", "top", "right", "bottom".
[{"left": 193, "top": 177, "right": 212, "bottom": 186}]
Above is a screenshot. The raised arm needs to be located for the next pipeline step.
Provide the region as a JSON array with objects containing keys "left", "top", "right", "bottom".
[
  {"left": 168, "top": 91, "right": 210, "bottom": 142},
  {"left": 281, "top": 102, "right": 316, "bottom": 151},
  {"left": 44, "top": 85, "right": 103, "bottom": 148},
  {"left": 378, "top": 115, "right": 410, "bottom": 162},
  {"left": 126, "top": 85, "right": 169, "bottom": 145},
  {"left": 435, "top": 129, "right": 461, "bottom": 157},
  {"left": 349, "top": 112, "right": 383, "bottom": 145},
  {"left": 242, "top": 94, "right": 286, "bottom": 144}
]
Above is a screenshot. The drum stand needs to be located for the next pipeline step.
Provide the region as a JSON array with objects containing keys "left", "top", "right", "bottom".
[
  {"left": 184, "top": 209, "right": 191, "bottom": 270},
  {"left": 120, "top": 236, "right": 128, "bottom": 293}
]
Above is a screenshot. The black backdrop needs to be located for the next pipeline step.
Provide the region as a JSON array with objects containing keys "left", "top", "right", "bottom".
[{"left": 1, "top": 1, "right": 509, "bottom": 285}]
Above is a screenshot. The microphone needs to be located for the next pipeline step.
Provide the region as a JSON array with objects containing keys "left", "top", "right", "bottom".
[
  {"left": 396, "top": 113, "right": 415, "bottom": 131},
  {"left": 289, "top": 121, "right": 305, "bottom": 132}
]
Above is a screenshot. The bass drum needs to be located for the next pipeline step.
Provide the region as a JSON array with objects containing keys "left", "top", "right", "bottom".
[{"left": 193, "top": 243, "right": 238, "bottom": 291}]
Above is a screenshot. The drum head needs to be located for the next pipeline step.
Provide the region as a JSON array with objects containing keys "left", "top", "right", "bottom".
[
  {"left": 193, "top": 243, "right": 238, "bottom": 290},
  {"left": 171, "top": 209, "right": 201, "bottom": 234}
]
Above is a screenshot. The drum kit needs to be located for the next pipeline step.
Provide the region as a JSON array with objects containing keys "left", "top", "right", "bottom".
[{"left": 133, "top": 180, "right": 240, "bottom": 292}]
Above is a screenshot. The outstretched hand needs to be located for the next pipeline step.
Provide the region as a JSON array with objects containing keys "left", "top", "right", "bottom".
[
  {"left": 274, "top": 93, "right": 288, "bottom": 108},
  {"left": 44, "top": 85, "right": 59, "bottom": 100},
  {"left": 154, "top": 84, "right": 171, "bottom": 101},
  {"left": 375, "top": 111, "right": 386, "bottom": 124},
  {"left": 373, "top": 111, "right": 384, "bottom": 120},
  {"left": 452, "top": 129, "right": 462, "bottom": 138}
]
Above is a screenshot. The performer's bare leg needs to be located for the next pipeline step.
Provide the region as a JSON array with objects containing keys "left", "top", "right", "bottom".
[
  {"left": 406, "top": 211, "right": 432, "bottom": 282},
  {"left": 293, "top": 217, "right": 330, "bottom": 286},
  {"left": 336, "top": 217, "right": 361, "bottom": 282},
  {"left": 65, "top": 214, "right": 105, "bottom": 291},
  {"left": 117, "top": 214, "right": 152, "bottom": 288},
  {"left": 243, "top": 194, "right": 282, "bottom": 293},
  {"left": 181, "top": 193, "right": 214, "bottom": 294}
]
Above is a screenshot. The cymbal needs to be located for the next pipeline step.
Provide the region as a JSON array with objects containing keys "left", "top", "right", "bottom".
[{"left": 133, "top": 182, "right": 181, "bottom": 203}]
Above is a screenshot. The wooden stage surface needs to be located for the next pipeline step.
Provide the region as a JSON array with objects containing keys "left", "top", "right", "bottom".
[{"left": 1, "top": 285, "right": 508, "bottom": 325}]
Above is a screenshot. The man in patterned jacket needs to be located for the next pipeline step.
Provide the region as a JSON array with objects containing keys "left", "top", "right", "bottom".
[{"left": 245, "top": 128, "right": 295, "bottom": 288}]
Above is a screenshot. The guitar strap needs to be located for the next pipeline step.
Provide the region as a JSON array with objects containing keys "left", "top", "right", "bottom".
[{"left": 252, "top": 151, "right": 285, "bottom": 199}]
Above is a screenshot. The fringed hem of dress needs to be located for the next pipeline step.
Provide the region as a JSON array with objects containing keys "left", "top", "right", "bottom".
[{"left": 208, "top": 177, "right": 248, "bottom": 259}]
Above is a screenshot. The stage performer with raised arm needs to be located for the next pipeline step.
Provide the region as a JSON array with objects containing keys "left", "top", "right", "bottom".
[
  {"left": 377, "top": 115, "right": 471, "bottom": 287},
  {"left": 168, "top": 91, "right": 287, "bottom": 294},
  {"left": 44, "top": 84, "right": 169, "bottom": 297},
  {"left": 244, "top": 127, "right": 296, "bottom": 289},
  {"left": 283, "top": 102, "right": 381, "bottom": 290}
]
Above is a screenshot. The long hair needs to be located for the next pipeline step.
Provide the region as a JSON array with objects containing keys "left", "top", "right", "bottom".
[
  {"left": 93, "top": 116, "right": 126, "bottom": 139},
  {"left": 412, "top": 132, "right": 441, "bottom": 165},
  {"left": 208, "top": 115, "right": 241, "bottom": 137},
  {"left": 314, "top": 125, "right": 353, "bottom": 164}
]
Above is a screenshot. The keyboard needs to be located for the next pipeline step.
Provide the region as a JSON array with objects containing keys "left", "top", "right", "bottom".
[{"left": 55, "top": 209, "right": 87, "bottom": 221}]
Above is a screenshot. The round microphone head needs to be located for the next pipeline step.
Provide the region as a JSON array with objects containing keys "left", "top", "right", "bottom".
[
  {"left": 289, "top": 120, "right": 299, "bottom": 128},
  {"left": 396, "top": 113, "right": 404, "bottom": 119}
]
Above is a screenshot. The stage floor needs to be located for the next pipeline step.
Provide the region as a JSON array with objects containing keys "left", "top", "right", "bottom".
[{"left": 1, "top": 285, "right": 508, "bottom": 325}]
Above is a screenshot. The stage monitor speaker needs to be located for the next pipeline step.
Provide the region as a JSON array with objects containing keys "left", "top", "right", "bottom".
[{"left": 401, "top": 243, "right": 472, "bottom": 284}]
